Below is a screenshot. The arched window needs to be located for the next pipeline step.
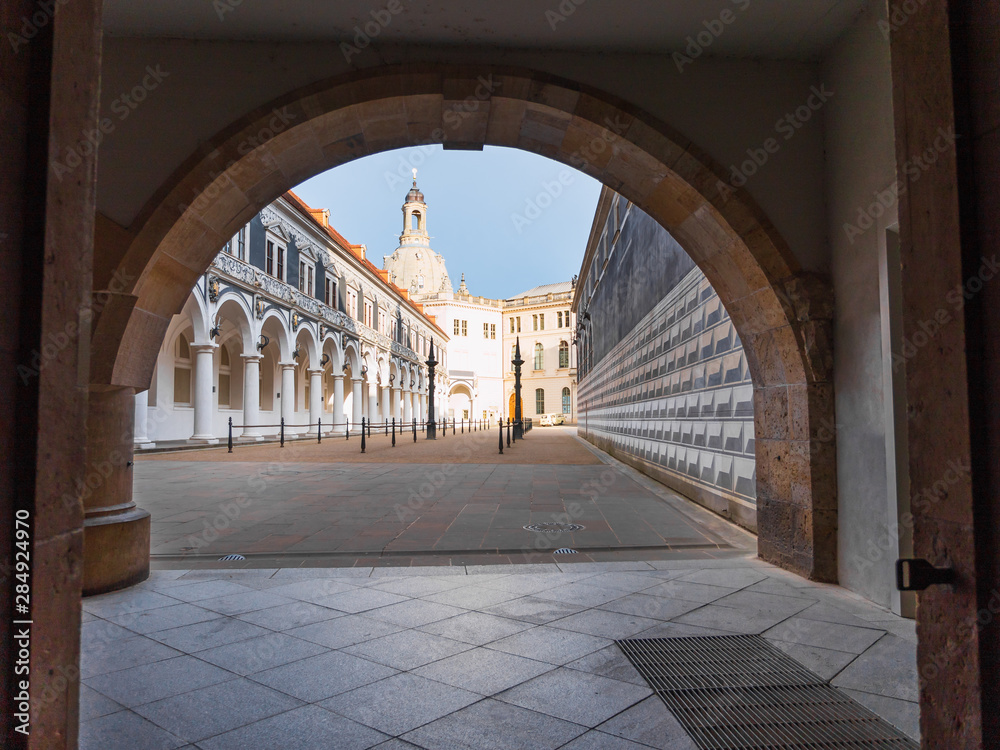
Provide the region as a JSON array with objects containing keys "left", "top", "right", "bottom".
[
  {"left": 173, "top": 332, "right": 192, "bottom": 405},
  {"left": 534, "top": 342, "right": 544, "bottom": 370},
  {"left": 535, "top": 388, "right": 545, "bottom": 414},
  {"left": 558, "top": 340, "right": 569, "bottom": 369},
  {"left": 562, "top": 387, "right": 571, "bottom": 415},
  {"left": 218, "top": 344, "right": 231, "bottom": 408},
  {"left": 411, "top": 212, "right": 420, "bottom": 231}
]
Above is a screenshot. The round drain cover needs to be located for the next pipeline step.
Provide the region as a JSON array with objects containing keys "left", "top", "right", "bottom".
[{"left": 523, "top": 523, "right": 584, "bottom": 533}]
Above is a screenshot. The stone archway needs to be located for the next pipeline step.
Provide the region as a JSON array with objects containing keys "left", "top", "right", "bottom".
[{"left": 92, "top": 63, "right": 836, "bottom": 584}]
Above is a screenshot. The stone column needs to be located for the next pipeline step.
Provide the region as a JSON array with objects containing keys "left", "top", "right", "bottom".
[
  {"left": 381, "top": 385, "right": 391, "bottom": 424},
  {"left": 308, "top": 369, "right": 323, "bottom": 428},
  {"left": 332, "top": 374, "right": 345, "bottom": 430},
  {"left": 403, "top": 385, "right": 412, "bottom": 423},
  {"left": 83, "top": 386, "right": 151, "bottom": 595},
  {"left": 280, "top": 362, "right": 297, "bottom": 434},
  {"left": 241, "top": 354, "right": 263, "bottom": 440},
  {"left": 189, "top": 343, "right": 219, "bottom": 444},
  {"left": 134, "top": 389, "right": 155, "bottom": 449},
  {"left": 351, "top": 377, "right": 363, "bottom": 429},
  {"left": 368, "top": 380, "right": 379, "bottom": 424}
]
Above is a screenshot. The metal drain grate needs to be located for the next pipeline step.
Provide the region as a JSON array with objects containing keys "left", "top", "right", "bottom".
[
  {"left": 617, "top": 635, "right": 918, "bottom": 749},
  {"left": 554, "top": 548, "right": 578, "bottom": 554},
  {"left": 523, "top": 523, "right": 585, "bottom": 533},
  {"left": 218, "top": 554, "right": 246, "bottom": 561}
]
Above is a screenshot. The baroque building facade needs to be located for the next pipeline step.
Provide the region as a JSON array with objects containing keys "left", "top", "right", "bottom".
[
  {"left": 138, "top": 191, "right": 449, "bottom": 446},
  {"left": 574, "top": 188, "right": 756, "bottom": 529},
  {"left": 384, "top": 173, "right": 576, "bottom": 423}
]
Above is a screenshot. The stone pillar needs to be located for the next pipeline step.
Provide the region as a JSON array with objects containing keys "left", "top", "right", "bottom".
[
  {"left": 134, "top": 389, "right": 155, "bottom": 449},
  {"left": 280, "top": 362, "right": 297, "bottom": 434},
  {"left": 241, "top": 354, "right": 263, "bottom": 440},
  {"left": 368, "top": 380, "right": 379, "bottom": 424},
  {"left": 189, "top": 343, "right": 219, "bottom": 444},
  {"left": 351, "top": 377, "right": 363, "bottom": 428},
  {"left": 308, "top": 369, "right": 323, "bottom": 427},
  {"left": 403, "top": 386, "right": 412, "bottom": 422},
  {"left": 332, "top": 374, "right": 345, "bottom": 429},
  {"left": 83, "top": 387, "right": 151, "bottom": 596},
  {"left": 381, "top": 385, "right": 391, "bottom": 424}
]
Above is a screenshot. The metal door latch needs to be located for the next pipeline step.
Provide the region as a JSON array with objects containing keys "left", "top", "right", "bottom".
[{"left": 896, "top": 558, "right": 955, "bottom": 591}]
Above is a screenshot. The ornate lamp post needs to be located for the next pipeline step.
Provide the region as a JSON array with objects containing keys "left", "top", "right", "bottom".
[
  {"left": 513, "top": 336, "right": 524, "bottom": 439},
  {"left": 426, "top": 338, "right": 437, "bottom": 439}
]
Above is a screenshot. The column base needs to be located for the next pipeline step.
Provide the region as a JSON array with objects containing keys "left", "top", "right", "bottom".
[
  {"left": 134, "top": 440, "right": 156, "bottom": 450},
  {"left": 238, "top": 433, "right": 265, "bottom": 442},
  {"left": 83, "top": 505, "right": 151, "bottom": 596},
  {"left": 187, "top": 436, "right": 220, "bottom": 445}
]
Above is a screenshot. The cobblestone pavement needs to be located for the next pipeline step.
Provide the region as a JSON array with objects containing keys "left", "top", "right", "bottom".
[{"left": 79, "top": 558, "right": 920, "bottom": 749}]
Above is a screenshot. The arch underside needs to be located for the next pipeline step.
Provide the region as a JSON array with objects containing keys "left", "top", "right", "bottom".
[{"left": 92, "top": 63, "right": 837, "bottom": 582}]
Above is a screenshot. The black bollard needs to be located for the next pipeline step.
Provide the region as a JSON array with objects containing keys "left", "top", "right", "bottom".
[
  {"left": 280, "top": 417, "right": 285, "bottom": 448},
  {"left": 385, "top": 419, "right": 388, "bottom": 437},
  {"left": 392, "top": 417, "right": 396, "bottom": 447},
  {"left": 228, "top": 417, "right": 233, "bottom": 454},
  {"left": 461, "top": 418, "right": 464, "bottom": 434},
  {"left": 499, "top": 420, "right": 504, "bottom": 454},
  {"left": 453, "top": 418, "right": 456, "bottom": 435},
  {"left": 507, "top": 418, "right": 511, "bottom": 447},
  {"left": 318, "top": 418, "right": 322, "bottom": 444},
  {"left": 361, "top": 417, "right": 366, "bottom": 454},
  {"left": 367, "top": 418, "right": 371, "bottom": 438},
  {"left": 413, "top": 418, "right": 417, "bottom": 442},
  {"left": 346, "top": 419, "right": 350, "bottom": 440}
]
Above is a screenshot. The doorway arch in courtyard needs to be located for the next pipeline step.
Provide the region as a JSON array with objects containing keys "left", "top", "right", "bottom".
[{"left": 91, "top": 63, "right": 836, "bottom": 585}]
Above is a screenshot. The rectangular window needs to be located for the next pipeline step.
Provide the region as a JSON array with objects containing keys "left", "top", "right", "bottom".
[
  {"left": 532, "top": 315, "right": 538, "bottom": 331},
  {"left": 364, "top": 301, "right": 373, "bottom": 328},
  {"left": 535, "top": 388, "right": 545, "bottom": 414},
  {"left": 299, "top": 261, "right": 306, "bottom": 292},
  {"left": 484, "top": 322, "right": 490, "bottom": 339},
  {"left": 325, "top": 278, "right": 336, "bottom": 306},
  {"left": 266, "top": 240, "right": 274, "bottom": 276},
  {"left": 539, "top": 313, "right": 544, "bottom": 330},
  {"left": 236, "top": 227, "right": 246, "bottom": 260},
  {"left": 557, "top": 311, "right": 563, "bottom": 328},
  {"left": 454, "top": 319, "right": 460, "bottom": 336},
  {"left": 307, "top": 266, "right": 314, "bottom": 297},
  {"left": 565, "top": 309, "right": 570, "bottom": 327},
  {"left": 491, "top": 324, "right": 496, "bottom": 339},
  {"left": 277, "top": 245, "right": 285, "bottom": 280},
  {"left": 517, "top": 316, "right": 521, "bottom": 332},
  {"left": 510, "top": 318, "right": 515, "bottom": 333},
  {"left": 461, "top": 320, "right": 468, "bottom": 336}
]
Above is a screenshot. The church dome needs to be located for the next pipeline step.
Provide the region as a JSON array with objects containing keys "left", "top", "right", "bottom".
[{"left": 406, "top": 186, "right": 424, "bottom": 203}]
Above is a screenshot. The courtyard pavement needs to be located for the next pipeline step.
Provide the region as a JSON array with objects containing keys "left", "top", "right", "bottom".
[
  {"left": 80, "top": 558, "right": 920, "bottom": 749},
  {"left": 81, "top": 428, "right": 921, "bottom": 748}
]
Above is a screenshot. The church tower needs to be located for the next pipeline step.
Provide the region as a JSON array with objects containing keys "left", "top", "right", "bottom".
[{"left": 383, "top": 169, "right": 452, "bottom": 297}]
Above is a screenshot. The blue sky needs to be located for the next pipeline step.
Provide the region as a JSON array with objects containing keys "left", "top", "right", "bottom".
[{"left": 292, "top": 146, "right": 602, "bottom": 299}]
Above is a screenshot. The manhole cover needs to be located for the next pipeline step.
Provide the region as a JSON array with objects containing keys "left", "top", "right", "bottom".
[
  {"left": 218, "top": 554, "right": 246, "bottom": 561},
  {"left": 523, "top": 523, "right": 585, "bottom": 533},
  {"left": 554, "top": 548, "right": 578, "bottom": 554}
]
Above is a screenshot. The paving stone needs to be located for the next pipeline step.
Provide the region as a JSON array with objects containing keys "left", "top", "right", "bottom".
[
  {"left": 250, "top": 650, "right": 398, "bottom": 702},
  {"left": 598, "top": 593, "right": 703, "bottom": 622},
  {"left": 832, "top": 634, "right": 919, "bottom": 702},
  {"left": 80, "top": 634, "right": 183, "bottom": 679},
  {"left": 764, "top": 616, "right": 886, "bottom": 654},
  {"left": 839, "top": 688, "right": 920, "bottom": 742},
  {"left": 424, "top": 585, "right": 523, "bottom": 609},
  {"left": 402, "top": 698, "right": 586, "bottom": 750},
  {"left": 481, "top": 595, "right": 587, "bottom": 624},
  {"left": 363, "top": 598, "right": 467, "bottom": 628},
  {"left": 497, "top": 667, "right": 651, "bottom": 725},
  {"left": 160, "top": 580, "right": 254, "bottom": 603},
  {"left": 83, "top": 590, "right": 183, "bottom": 619},
  {"left": 320, "top": 673, "right": 481, "bottom": 735},
  {"left": 413, "top": 647, "right": 554, "bottom": 695},
  {"left": 487, "top": 625, "right": 611, "bottom": 666},
  {"left": 236, "top": 600, "right": 345, "bottom": 631},
  {"left": 286, "top": 614, "right": 404, "bottom": 649},
  {"left": 710, "top": 589, "right": 815, "bottom": 619},
  {"left": 418, "top": 611, "right": 534, "bottom": 645},
  {"left": 85, "top": 655, "right": 234, "bottom": 707},
  {"left": 370, "top": 576, "right": 469, "bottom": 597},
  {"left": 672, "top": 604, "right": 793, "bottom": 634},
  {"left": 531, "top": 583, "right": 626, "bottom": 608},
  {"left": 79, "top": 710, "right": 188, "bottom": 750},
  {"left": 263, "top": 578, "right": 360, "bottom": 603},
  {"left": 769, "top": 640, "right": 859, "bottom": 680},
  {"left": 345, "top": 629, "right": 473, "bottom": 670},
  {"left": 194, "top": 590, "right": 299, "bottom": 616},
  {"left": 78, "top": 685, "right": 124, "bottom": 723},
  {"left": 677, "top": 567, "right": 768, "bottom": 588},
  {"left": 197, "top": 704, "right": 389, "bottom": 750},
  {"left": 133, "top": 679, "right": 301, "bottom": 743},
  {"left": 548, "top": 608, "right": 660, "bottom": 639},
  {"left": 642, "top": 579, "right": 738, "bottom": 604},
  {"left": 109, "top": 603, "right": 225, "bottom": 635},
  {"left": 597, "top": 695, "right": 699, "bottom": 749},
  {"left": 315, "top": 587, "right": 410, "bottom": 613},
  {"left": 560, "top": 730, "right": 661, "bottom": 749},
  {"left": 195, "top": 631, "right": 329, "bottom": 675},
  {"left": 148, "top": 617, "right": 273, "bottom": 653}
]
